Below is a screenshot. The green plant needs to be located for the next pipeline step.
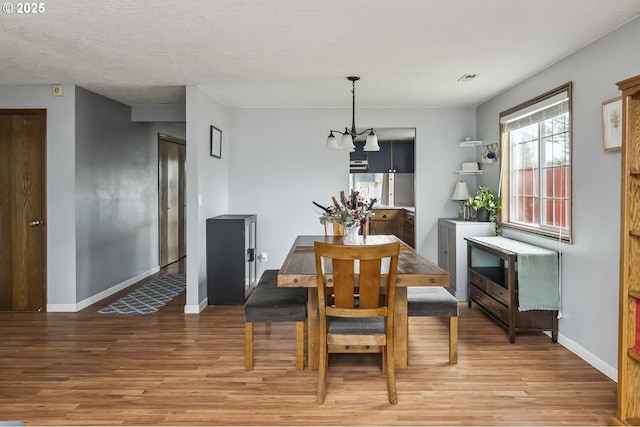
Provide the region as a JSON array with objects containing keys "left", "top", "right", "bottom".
[{"left": 468, "top": 185, "right": 500, "bottom": 223}]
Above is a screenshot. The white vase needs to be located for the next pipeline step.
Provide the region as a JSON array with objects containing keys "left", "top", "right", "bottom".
[{"left": 343, "top": 224, "right": 361, "bottom": 243}]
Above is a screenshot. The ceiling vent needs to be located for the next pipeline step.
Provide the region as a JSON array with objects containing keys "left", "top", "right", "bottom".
[{"left": 457, "top": 73, "right": 479, "bottom": 82}]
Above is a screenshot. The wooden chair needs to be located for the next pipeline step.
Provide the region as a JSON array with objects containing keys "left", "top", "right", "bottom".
[
  {"left": 323, "top": 220, "right": 368, "bottom": 236},
  {"left": 313, "top": 241, "right": 400, "bottom": 405}
]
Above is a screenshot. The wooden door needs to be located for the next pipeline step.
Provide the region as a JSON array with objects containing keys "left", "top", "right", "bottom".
[
  {"left": 0, "top": 110, "right": 47, "bottom": 311},
  {"left": 158, "top": 134, "right": 186, "bottom": 267}
]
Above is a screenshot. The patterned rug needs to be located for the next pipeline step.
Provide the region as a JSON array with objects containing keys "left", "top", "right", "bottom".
[{"left": 98, "top": 273, "right": 185, "bottom": 315}]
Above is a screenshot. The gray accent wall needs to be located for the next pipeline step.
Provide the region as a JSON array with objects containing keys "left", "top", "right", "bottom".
[
  {"left": 75, "top": 87, "right": 185, "bottom": 302},
  {"left": 476, "top": 15, "right": 640, "bottom": 379}
]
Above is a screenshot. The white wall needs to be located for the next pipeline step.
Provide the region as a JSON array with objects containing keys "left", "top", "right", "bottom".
[
  {"left": 227, "top": 107, "right": 477, "bottom": 274},
  {"left": 0, "top": 84, "right": 77, "bottom": 308},
  {"left": 476, "top": 15, "right": 640, "bottom": 380},
  {"left": 185, "top": 86, "right": 230, "bottom": 312}
]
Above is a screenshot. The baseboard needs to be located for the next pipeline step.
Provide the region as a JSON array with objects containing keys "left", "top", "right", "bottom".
[
  {"left": 556, "top": 331, "right": 617, "bottom": 382},
  {"left": 47, "top": 266, "right": 161, "bottom": 313},
  {"left": 184, "top": 298, "right": 208, "bottom": 314},
  {"left": 46, "top": 303, "right": 78, "bottom": 312}
]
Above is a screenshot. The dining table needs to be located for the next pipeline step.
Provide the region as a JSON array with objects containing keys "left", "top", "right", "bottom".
[{"left": 277, "top": 234, "right": 450, "bottom": 369}]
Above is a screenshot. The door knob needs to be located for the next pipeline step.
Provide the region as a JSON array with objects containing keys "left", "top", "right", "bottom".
[{"left": 29, "top": 220, "right": 42, "bottom": 227}]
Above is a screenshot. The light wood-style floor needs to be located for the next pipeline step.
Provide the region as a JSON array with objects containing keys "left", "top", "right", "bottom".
[{"left": 0, "top": 260, "right": 616, "bottom": 426}]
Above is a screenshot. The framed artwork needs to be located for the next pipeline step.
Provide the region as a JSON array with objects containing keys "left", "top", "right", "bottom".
[
  {"left": 602, "top": 96, "right": 622, "bottom": 151},
  {"left": 210, "top": 125, "right": 222, "bottom": 158}
]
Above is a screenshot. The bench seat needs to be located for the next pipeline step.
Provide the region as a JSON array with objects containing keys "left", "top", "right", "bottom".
[
  {"left": 244, "top": 269, "right": 307, "bottom": 370},
  {"left": 407, "top": 287, "right": 458, "bottom": 364}
]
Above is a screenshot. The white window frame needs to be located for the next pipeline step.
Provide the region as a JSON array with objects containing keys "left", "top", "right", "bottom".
[{"left": 499, "top": 82, "right": 573, "bottom": 243}]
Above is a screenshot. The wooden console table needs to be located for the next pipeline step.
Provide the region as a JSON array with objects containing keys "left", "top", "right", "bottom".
[{"left": 466, "top": 236, "right": 559, "bottom": 343}]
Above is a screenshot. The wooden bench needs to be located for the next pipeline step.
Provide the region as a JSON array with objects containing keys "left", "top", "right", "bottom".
[
  {"left": 244, "top": 270, "right": 308, "bottom": 370},
  {"left": 407, "top": 287, "right": 459, "bottom": 364}
]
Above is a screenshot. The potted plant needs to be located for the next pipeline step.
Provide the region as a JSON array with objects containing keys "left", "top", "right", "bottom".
[{"left": 468, "top": 185, "right": 500, "bottom": 223}]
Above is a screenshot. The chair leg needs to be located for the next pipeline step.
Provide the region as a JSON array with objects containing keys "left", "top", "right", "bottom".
[
  {"left": 295, "top": 321, "right": 304, "bottom": 370},
  {"left": 449, "top": 316, "right": 458, "bottom": 364},
  {"left": 245, "top": 322, "right": 254, "bottom": 371},
  {"left": 317, "top": 336, "right": 327, "bottom": 403},
  {"left": 385, "top": 342, "right": 397, "bottom": 405}
]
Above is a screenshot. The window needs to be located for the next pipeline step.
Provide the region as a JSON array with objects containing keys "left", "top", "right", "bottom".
[{"left": 499, "top": 82, "right": 572, "bottom": 242}]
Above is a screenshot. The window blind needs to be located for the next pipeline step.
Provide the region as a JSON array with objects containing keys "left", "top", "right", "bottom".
[{"left": 500, "top": 92, "right": 569, "bottom": 132}]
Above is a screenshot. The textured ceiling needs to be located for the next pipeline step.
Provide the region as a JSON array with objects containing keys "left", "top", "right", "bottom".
[{"left": 1, "top": 0, "right": 640, "bottom": 108}]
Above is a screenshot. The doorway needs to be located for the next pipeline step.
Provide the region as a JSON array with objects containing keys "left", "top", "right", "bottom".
[
  {"left": 0, "top": 109, "right": 47, "bottom": 311},
  {"left": 158, "top": 134, "right": 186, "bottom": 268}
]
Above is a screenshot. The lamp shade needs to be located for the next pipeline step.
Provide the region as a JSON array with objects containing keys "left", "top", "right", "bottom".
[
  {"left": 340, "top": 133, "right": 355, "bottom": 152},
  {"left": 326, "top": 132, "right": 339, "bottom": 150},
  {"left": 363, "top": 131, "right": 380, "bottom": 151},
  {"left": 451, "top": 181, "right": 471, "bottom": 201}
]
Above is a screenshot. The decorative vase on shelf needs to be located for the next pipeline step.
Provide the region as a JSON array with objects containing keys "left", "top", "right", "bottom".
[{"left": 343, "top": 224, "right": 361, "bottom": 243}]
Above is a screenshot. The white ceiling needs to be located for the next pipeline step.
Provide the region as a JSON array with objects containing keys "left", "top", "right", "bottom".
[{"left": 2, "top": 0, "right": 640, "bottom": 109}]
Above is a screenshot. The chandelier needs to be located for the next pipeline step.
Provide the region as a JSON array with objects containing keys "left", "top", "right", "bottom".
[{"left": 326, "top": 76, "right": 379, "bottom": 152}]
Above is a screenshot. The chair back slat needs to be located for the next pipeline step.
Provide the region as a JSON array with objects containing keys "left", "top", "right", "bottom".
[
  {"left": 332, "top": 258, "right": 356, "bottom": 308},
  {"left": 358, "top": 258, "right": 383, "bottom": 309}
]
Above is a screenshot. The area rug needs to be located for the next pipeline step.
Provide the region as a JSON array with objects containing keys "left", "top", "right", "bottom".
[{"left": 98, "top": 273, "right": 185, "bottom": 315}]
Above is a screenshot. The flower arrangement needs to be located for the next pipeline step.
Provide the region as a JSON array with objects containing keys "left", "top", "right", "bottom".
[{"left": 314, "top": 190, "right": 376, "bottom": 228}]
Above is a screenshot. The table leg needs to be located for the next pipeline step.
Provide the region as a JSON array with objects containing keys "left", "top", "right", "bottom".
[
  {"left": 394, "top": 287, "right": 408, "bottom": 369},
  {"left": 307, "top": 290, "right": 319, "bottom": 370}
]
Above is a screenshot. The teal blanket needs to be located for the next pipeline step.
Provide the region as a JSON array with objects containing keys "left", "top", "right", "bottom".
[{"left": 471, "top": 237, "right": 560, "bottom": 311}]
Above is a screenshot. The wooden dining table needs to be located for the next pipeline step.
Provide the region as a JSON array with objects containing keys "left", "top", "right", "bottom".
[{"left": 277, "top": 234, "right": 450, "bottom": 369}]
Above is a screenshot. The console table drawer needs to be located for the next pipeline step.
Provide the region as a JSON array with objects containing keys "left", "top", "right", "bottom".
[
  {"left": 486, "top": 279, "right": 509, "bottom": 306},
  {"left": 488, "top": 297, "right": 508, "bottom": 323},
  {"left": 469, "top": 285, "right": 508, "bottom": 324},
  {"left": 469, "top": 283, "right": 489, "bottom": 304},
  {"left": 468, "top": 270, "right": 488, "bottom": 292}
]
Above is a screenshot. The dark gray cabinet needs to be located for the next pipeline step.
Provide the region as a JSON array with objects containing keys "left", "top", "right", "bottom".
[
  {"left": 206, "top": 214, "right": 257, "bottom": 305},
  {"left": 349, "top": 140, "right": 415, "bottom": 173},
  {"left": 366, "top": 141, "right": 393, "bottom": 172},
  {"left": 365, "top": 141, "right": 414, "bottom": 173}
]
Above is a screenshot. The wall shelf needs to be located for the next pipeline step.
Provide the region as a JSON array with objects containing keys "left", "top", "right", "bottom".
[
  {"left": 454, "top": 170, "right": 483, "bottom": 175},
  {"left": 458, "top": 140, "right": 482, "bottom": 147}
]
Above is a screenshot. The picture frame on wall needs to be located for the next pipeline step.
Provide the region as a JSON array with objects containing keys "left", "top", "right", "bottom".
[
  {"left": 210, "top": 125, "right": 222, "bottom": 158},
  {"left": 602, "top": 96, "right": 622, "bottom": 151}
]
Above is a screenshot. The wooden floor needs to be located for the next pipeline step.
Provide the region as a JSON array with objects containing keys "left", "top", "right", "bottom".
[{"left": 0, "top": 260, "right": 616, "bottom": 426}]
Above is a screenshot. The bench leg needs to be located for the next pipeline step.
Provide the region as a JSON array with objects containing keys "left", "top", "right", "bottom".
[
  {"left": 449, "top": 317, "right": 458, "bottom": 364},
  {"left": 296, "top": 321, "right": 305, "bottom": 370},
  {"left": 245, "top": 322, "right": 254, "bottom": 371}
]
